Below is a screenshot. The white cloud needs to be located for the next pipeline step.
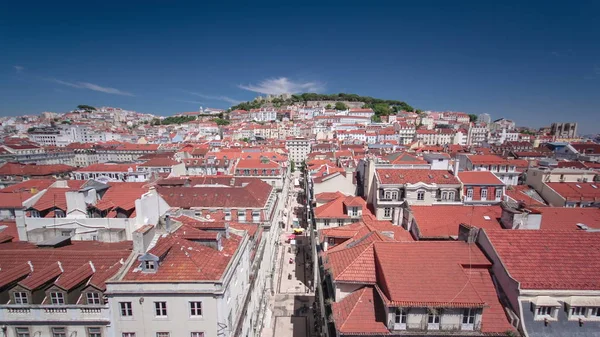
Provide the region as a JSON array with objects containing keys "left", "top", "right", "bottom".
[
  {"left": 238, "top": 77, "right": 324, "bottom": 95},
  {"left": 186, "top": 91, "right": 241, "bottom": 105},
  {"left": 14, "top": 65, "right": 24, "bottom": 73},
  {"left": 51, "top": 79, "right": 134, "bottom": 96},
  {"left": 595, "top": 65, "right": 600, "bottom": 75}
]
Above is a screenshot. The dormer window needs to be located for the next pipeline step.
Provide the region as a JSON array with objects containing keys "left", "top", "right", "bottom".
[
  {"left": 535, "top": 306, "right": 557, "bottom": 320},
  {"left": 87, "top": 292, "right": 102, "bottom": 305},
  {"left": 50, "top": 292, "right": 65, "bottom": 305},
  {"left": 13, "top": 291, "right": 28, "bottom": 304},
  {"left": 394, "top": 308, "right": 407, "bottom": 330},
  {"left": 461, "top": 308, "right": 476, "bottom": 330},
  {"left": 144, "top": 260, "right": 155, "bottom": 270}
]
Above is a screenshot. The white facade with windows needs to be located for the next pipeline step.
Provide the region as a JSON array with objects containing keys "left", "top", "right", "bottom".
[{"left": 285, "top": 137, "right": 311, "bottom": 164}]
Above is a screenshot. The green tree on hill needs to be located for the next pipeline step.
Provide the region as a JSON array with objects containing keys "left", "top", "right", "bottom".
[
  {"left": 77, "top": 105, "right": 96, "bottom": 111},
  {"left": 469, "top": 114, "right": 478, "bottom": 122},
  {"left": 335, "top": 102, "right": 347, "bottom": 110}
]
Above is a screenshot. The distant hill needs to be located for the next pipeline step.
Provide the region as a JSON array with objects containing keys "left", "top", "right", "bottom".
[{"left": 229, "top": 93, "right": 416, "bottom": 120}]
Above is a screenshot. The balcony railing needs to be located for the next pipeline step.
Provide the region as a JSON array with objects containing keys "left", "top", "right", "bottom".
[{"left": 0, "top": 305, "right": 110, "bottom": 322}]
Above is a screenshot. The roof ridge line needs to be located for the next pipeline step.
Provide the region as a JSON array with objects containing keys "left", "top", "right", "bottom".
[
  {"left": 337, "top": 242, "right": 376, "bottom": 279},
  {"left": 338, "top": 286, "right": 368, "bottom": 331}
]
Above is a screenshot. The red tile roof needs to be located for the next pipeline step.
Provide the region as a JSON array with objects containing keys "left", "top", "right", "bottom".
[
  {"left": 484, "top": 229, "right": 600, "bottom": 290},
  {"left": 0, "top": 179, "right": 55, "bottom": 193},
  {"left": 0, "top": 163, "right": 74, "bottom": 176},
  {"left": 0, "top": 241, "right": 131, "bottom": 291},
  {"left": 138, "top": 158, "right": 180, "bottom": 167},
  {"left": 374, "top": 241, "right": 490, "bottom": 307},
  {"left": 332, "top": 287, "right": 390, "bottom": 335},
  {"left": 235, "top": 158, "right": 280, "bottom": 169},
  {"left": 0, "top": 192, "right": 30, "bottom": 208},
  {"left": 467, "top": 155, "right": 511, "bottom": 165},
  {"left": 158, "top": 179, "right": 272, "bottom": 209},
  {"left": 314, "top": 195, "right": 369, "bottom": 219},
  {"left": 545, "top": 182, "right": 600, "bottom": 202},
  {"left": 505, "top": 185, "right": 546, "bottom": 206},
  {"left": 410, "top": 205, "right": 503, "bottom": 238},
  {"left": 532, "top": 207, "right": 600, "bottom": 230},
  {"left": 376, "top": 169, "right": 460, "bottom": 185},
  {"left": 315, "top": 191, "right": 347, "bottom": 203},
  {"left": 94, "top": 186, "right": 148, "bottom": 215},
  {"left": 465, "top": 269, "right": 516, "bottom": 333},
  {"left": 31, "top": 188, "right": 72, "bottom": 212},
  {"left": 458, "top": 171, "right": 504, "bottom": 185},
  {"left": 0, "top": 221, "right": 20, "bottom": 240},
  {"left": 122, "top": 233, "right": 241, "bottom": 281}
]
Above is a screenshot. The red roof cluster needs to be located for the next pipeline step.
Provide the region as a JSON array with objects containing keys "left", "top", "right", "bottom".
[
  {"left": 376, "top": 169, "right": 460, "bottom": 185},
  {"left": 410, "top": 205, "right": 503, "bottom": 238},
  {"left": 0, "top": 163, "right": 75, "bottom": 177},
  {"left": 484, "top": 229, "right": 600, "bottom": 290}
]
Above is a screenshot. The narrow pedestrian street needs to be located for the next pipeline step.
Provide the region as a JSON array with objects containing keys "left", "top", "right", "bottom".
[{"left": 262, "top": 171, "right": 316, "bottom": 337}]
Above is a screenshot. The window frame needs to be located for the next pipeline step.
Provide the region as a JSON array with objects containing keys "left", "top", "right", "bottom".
[
  {"left": 87, "top": 292, "right": 102, "bottom": 305},
  {"left": 190, "top": 301, "right": 203, "bottom": 317},
  {"left": 50, "top": 292, "right": 65, "bottom": 305},
  {"left": 535, "top": 305, "right": 556, "bottom": 320},
  {"left": 15, "top": 327, "right": 30, "bottom": 337},
  {"left": 570, "top": 306, "right": 587, "bottom": 319},
  {"left": 466, "top": 188, "right": 474, "bottom": 199},
  {"left": 144, "top": 260, "right": 155, "bottom": 271},
  {"left": 14, "top": 291, "right": 28, "bottom": 304},
  {"left": 154, "top": 301, "right": 167, "bottom": 317},
  {"left": 416, "top": 191, "right": 425, "bottom": 201},
  {"left": 156, "top": 333, "right": 170, "bottom": 337},
  {"left": 462, "top": 308, "right": 476, "bottom": 329},
  {"left": 122, "top": 333, "right": 136, "bottom": 337},
  {"left": 87, "top": 327, "right": 102, "bottom": 337},
  {"left": 120, "top": 302, "right": 133, "bottom": 317},
  {"left": 481, "top": 188, "right": 488, "bottom": 200},
  {"left": 383, "top": 207, "right": 391, "bottom": 218},
  {"left": 394, "top": 307, "right": 407, "bottom": 324},
  {"left": 190, "top": 333, "right": 205, "bottom": 337},
  {"left": 51, "top": 327, "right": 67, "bottom": 337},
  {"left": 495, "top": 188, "right": 503, "bottom": 200}
]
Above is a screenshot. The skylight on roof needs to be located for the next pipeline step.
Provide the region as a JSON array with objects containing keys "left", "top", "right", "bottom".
[{"left": 483, "top": 216, "right": 491, "bottom": 220}]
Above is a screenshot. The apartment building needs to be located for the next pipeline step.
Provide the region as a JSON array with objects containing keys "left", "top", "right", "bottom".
[
  {"left": 460, "top": 154, "right": 522, "bottom": 186},
  {"left": 19, "top": 182, "right": 169, "bottom": 243},
  {"left": 107, "top": 217, "right": 255, "bottom": 337},
  {"left": 234, "top": 158, "right": 285, "bottom": 190},
  {"left": 0, "top": 238, "right": 132, "bottom": 337},
  {"left": 369, "top": 168, "right": 462, "bottom": 226},
  {"left": 321, "top": 237, "right": 517, "bottom": 336},
  {"left": 478, "top": 229, "right": 600, "bottom": 337},
  {"left": 458, "top": 171, "right": 505, "bottom": 204},
  {"left": 285, "top": 137, "right": 311, "bottom": 164},
  {"left": 72, "top": 163, "right": 151, "bottom": 183}
]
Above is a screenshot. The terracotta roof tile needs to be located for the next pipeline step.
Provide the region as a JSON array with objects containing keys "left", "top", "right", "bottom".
[
  {"left": 376, "top": 169, "right": 460, "bottom": 185},
  {"left": 332, "top": 287, "right": 390, "bottom": 335},
  {"left": 484, "top": 229, "right": 600, "bottom": 290},
  {"left": 158, "top": 179, "right": 272, "bottom": 209},
  {"left": 458, "top": 171, "right": 504, "bottom": 185},
  {"left": 533, "top": 207, "right": 600, "bottom": 230},
  {"left": 410, "top": 205, "right": 503, "bottom": 238}
]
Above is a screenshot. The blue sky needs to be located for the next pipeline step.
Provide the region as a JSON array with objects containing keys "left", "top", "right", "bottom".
[{"left": 1, "top": 1, "right": 599, "bottom": 133}]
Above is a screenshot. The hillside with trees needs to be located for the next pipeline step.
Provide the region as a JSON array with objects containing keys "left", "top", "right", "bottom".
[{"left": 229, "top": 93, "right": 416, "bottom": 119}]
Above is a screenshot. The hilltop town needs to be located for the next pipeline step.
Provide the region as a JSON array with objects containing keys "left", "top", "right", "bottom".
[{"left": 0, "top": 94, "right": 598, "bottom": 337}]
